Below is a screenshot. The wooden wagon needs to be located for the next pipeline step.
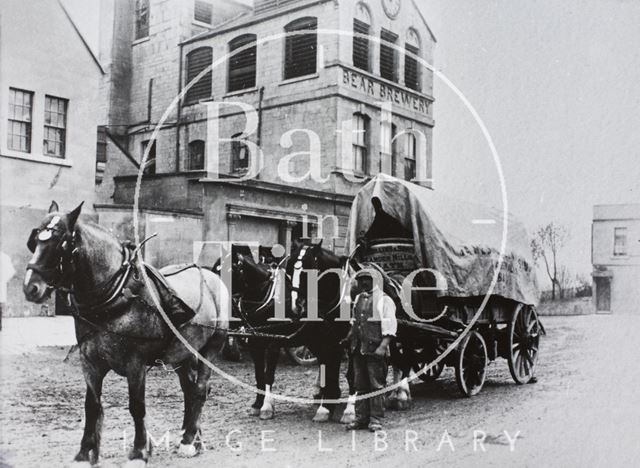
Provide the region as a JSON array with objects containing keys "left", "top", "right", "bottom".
[{"left": 347, "top": 174, "right": 543, "bottom": 396}]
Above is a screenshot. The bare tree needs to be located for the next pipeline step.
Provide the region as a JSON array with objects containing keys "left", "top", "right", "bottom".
[{"left": 531, "top": 223, "right": 569, "bottom": 300}]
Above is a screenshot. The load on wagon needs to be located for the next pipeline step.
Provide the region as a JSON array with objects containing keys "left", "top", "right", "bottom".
[{"left": 345, "top": 174, "right": 543, "bottom": 396}]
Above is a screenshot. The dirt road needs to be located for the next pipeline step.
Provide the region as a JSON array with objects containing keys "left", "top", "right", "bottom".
[{"left": 2, "top": 314, "right": 639, "bottom": 467}]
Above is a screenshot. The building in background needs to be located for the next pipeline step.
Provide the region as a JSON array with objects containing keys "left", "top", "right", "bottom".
[
  {"left": 592, "top": 204, "right": 640, "bottom": 313},
  {"left": 0, "top": 0, "right": 104, "bottom": 317},
  {"left": 96, "top": 0, "right": 436, "bottom": 267}
]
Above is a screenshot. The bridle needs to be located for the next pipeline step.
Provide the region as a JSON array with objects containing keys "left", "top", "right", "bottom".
[{"left": 26, "top": 224, "right": 77, "bottom": 291}]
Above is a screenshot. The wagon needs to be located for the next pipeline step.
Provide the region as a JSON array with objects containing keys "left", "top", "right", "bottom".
[{"left": 346, "top": 174, "right": 542, "bottom": 396}]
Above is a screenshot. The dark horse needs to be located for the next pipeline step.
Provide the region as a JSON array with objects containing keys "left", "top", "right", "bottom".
[
  {"left": 212, "top": 248, "right": 284, "bottom": 419},
  {"left": 291, "top": 241, "right": 417, "bottom": 418},
  {"left": 23, "top": 202, "right": 229, "bottom": 466}
]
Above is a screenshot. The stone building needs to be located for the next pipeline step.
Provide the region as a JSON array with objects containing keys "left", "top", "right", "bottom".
[
  {"left": 97, "top": 0, "right": 436, "bottom": 267},
  {"left": 0, "top": 0, "right": 104, "bottom": 316},
  {"left": 592, "top": 204, "right": 640, "bottom": 314}
]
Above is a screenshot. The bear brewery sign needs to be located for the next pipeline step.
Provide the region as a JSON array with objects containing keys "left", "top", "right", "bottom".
[{"left": 341, "top": 68, "right": 432, "bottom": 116}]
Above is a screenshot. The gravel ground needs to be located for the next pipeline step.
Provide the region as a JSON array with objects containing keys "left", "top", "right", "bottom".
[{"left": 1, "top": 314, "right": 640, "bottom": 467}]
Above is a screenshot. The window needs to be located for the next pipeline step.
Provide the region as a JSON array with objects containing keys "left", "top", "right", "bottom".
[
  {"left": 391, "top": 123, "right": 398, "bottom": 177},
  {"left": 380, "top": 29, "right": 398, "bottom": 82},
  {"left": 352, "top": 113, "right": 369, "bottom": 174},
  {"left": 613, "top": 227, "right": 628, "bottom": 256},
  {"left": 7, "top": 88, "right": 33, "bottom": 153},
  {"left": 194, "top": 0, "right": 213, "bottom": 24},
  {"left": 96, "top": 126, "right": 107, "bottom": 183},
  {"left": 405, "top": 29, "right": 421, "bottom": 90},
  {"left": 43, "top": 95, "right": 68, "bottom": 158},
  {"left": 404, "top": 132, "right": 417, "bottom": 180},
  {"left": 135, "top": 0, "right": 149, "bottom": 40},
  {"left": 231, "top": 134, "right": 250, "bottom": 173},
  {"left": 141, "top": 140, "right": 156, "bottom": 175},
  {"left": 187, "top": 140, "right": 205, "bottom": 170},
  {"left": 185, "top": 47, "right": 213, "bottom": 105},
  {"left": 228, "top": 34, "right": 257, "bottom": 92},
  {"left": 353, "top": 4, "right": 371, "bottom": 71},
  {"left": 284, "top": 17, "right": 317, "bottom": 80}
]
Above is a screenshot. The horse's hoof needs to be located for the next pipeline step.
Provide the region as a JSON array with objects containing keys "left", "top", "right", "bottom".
[
  {"left": 69, "top": 462, "right": 92, "bottom": 468},
  {"left": 340, "top": 412, "right": 355, "bottom": 424},
  {"left": 124, "top": 459, "right": 147, "bottom": 468},
  {"left": 177, "top": 443, "right": 198, "bottom": 458},
  {"left": 312, "top": 405, "right": 331, "bottom": 422},
  {"left": 249, "top": 407, "right": 261, "bottom": 417},
  {"left": 259, "top": 407, "right": 274, "bottom": 420}
]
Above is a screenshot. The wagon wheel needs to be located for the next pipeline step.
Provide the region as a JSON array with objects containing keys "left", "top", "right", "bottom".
[
  {"left": 455, "top": 330, "right": 488, "bottom": 397},
  {"left": 508, "top": 304, "right": 540, "bottom": 384},
  {"left": 286, "top": 345, "right": 318, "bottom": 366},
  {"left": 412, "top": 344, "right": 446, "bottom": 382},
  {"left": 413, "top": 360, "right": 445, "bottom": 382}
]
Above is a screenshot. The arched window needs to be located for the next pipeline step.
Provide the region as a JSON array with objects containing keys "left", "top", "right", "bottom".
[
  {"left": 185, "top": 47, "right": 212, "bottom": 105},
  {"left": 405, "top": 29, "right": 421, "bottom": 91},
  {"left": 380, "top": 28, "right": 399, "bottom": 82},
  {"left": 228, "top": 34, "right": 257, "bottom": 92},
  {"left": 187, "top": 140, "right": 205, "bottom": 171},
  {"left": 231, "top": 134, "right": 250, "bottom": 173},
  {"left": 352, "top": 113, "right": 369, "bottom": 174},
  {"left": 284, "top": 17, "right": 318, "bottom": 80},
  {"left": 353, "top": 3, "right": 371, "bottom": 71},
  {"left": 404, "top": 132, "right": 417, "bottom": 180}
]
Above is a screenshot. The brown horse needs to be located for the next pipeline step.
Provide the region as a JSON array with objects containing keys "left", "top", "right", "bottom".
[{"left": 23, "top": 201, "right": 229, "bottom": 467}]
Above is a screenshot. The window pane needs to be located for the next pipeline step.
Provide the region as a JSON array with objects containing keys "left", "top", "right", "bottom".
[
  {"left": 194, "top": 0, "right": 213, "bottom": 24},
  {"left": 7, "top": 88, "right": 33, "bottom": 153},
  {"left": 135, "top": 0, "right": 149, "bottom": 39},
  {"left": 613, "top": 227, "right": 627, "bottom": 256},
  {"left": 228, "top": 35, "right": 257, "bottom": 92},
  {"left": 380, "top": 29, "right": 398, "bottom": 82},
  {"left": 185, "top": 47, "right": 213, "bottom": 104},
  {"left": 284, "top": 18, "right": 317, "bottom": 80},
  {"left": 353, "top": 19, "right": 370, "bottom": 71},
  {"left": 404, "top": 43, "right": 420, "bottom": 90}
]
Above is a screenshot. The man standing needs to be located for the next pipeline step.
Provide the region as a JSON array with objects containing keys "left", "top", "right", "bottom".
[
  {"left": 345, "top": 270, "right": 397, "bottom": 432},
  {"left": 1, "top": 251, "right": 16, "bottom": 331}
]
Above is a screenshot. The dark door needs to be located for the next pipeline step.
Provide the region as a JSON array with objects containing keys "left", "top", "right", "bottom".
[{"left": 595, "top": 278, "right": 611, "bottom": 312}]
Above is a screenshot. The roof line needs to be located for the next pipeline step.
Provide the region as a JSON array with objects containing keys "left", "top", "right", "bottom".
[
  {"left": 411, "top": 0, "right": 437, "bottom": 43},
  {"left": 56, "top": 0, "right": 105, "bottom": 74}
]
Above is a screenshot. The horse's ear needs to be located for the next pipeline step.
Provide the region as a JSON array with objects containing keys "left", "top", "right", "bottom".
[
  {"left": 66, "top": 202, "right": 84, "bottom": 228},
  {"left": 312, "top": 239, "right": 323, "bottom": 253},
  {"left": 48, "top": 201, "right": 59, "bottom": 213}
]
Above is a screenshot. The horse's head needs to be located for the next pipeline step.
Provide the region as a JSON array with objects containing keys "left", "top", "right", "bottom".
[
  {"left": 23, "top": 201, "right": 83, "bottom": 303},
  {"left": 287, "top": 239, "right": 346, "bottom": 316}
]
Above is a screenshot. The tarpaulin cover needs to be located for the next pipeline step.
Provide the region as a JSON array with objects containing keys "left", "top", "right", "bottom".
[{"left": 346, "top": 174, "right": 539, "bottom": 306}]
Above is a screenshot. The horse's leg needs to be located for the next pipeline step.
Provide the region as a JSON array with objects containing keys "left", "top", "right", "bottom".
[
  {"left": 71, "top": 358, "right": 108, "bottom": 467},
  {"left": 175, "top": 356, "right": 198, "bottom": 431},
  {"left": 249, "top": 344, "right": 266, "bottom": 416},
  {"left": 259, "top": 345, "right": 280, "bottom": 420},
  {"left": 313, "top": 347, "right": 341, "bottom": 422},
  {"left": 177, "top": 344, "right": 215, "bottom": 458},
  {"left": 387, "top": 343, "right": 412, "bottom": 411},
  {"left": 340, "top": 351, "right": 357, "bottom": 424},
  {"left": 124, "top": 362, "right": 150, "bottom": 466}
]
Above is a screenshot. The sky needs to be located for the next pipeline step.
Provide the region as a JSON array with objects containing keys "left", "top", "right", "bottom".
[
  {"left": 421, "top": 0, "right": 640, "bottom": 282},
  {"left": 63, "top": 0, "right": 640, "bottom": 284}
]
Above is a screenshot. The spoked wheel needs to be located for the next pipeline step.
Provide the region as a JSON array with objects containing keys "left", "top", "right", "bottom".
[
  {"left": 286, "top": 345, "right": 318, "bottom": 366},
  {"left": 412, "top": 344, "right": 446, "bottom": 382},
  {"left": 455, "top": 330, "right": 488, "bottom": 397},
  {"left": 508, "top": 304, "right": 540, "bottom": 384}
]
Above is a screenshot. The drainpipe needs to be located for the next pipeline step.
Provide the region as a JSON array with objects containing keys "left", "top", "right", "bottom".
[
  {"left": 257, "top": 86, "right": 265, "bottom": 147},
  {"left": 176, "top": 42, "right": 184, "bottom": 173}
]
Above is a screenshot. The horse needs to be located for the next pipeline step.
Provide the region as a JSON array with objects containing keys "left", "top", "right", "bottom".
[
  {"left": 23, "top": 201, "right": 230, "bottom": 467},
  {"left": 212, "top": 248, "right": 284, "bottom": 419},
  {"left": 285, "top": 240, "right": 356, "bottom": 421},
  {"left": 290, "top": 241, "right": 416, "bottom": 419}
]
